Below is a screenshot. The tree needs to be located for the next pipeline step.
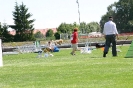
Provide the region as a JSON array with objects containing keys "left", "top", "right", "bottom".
[
  {"left": 79, "top": 22, "right": 101, "bottom": 34},
  {"left": 54, "top": 32, "right": 61, "bottom": 39},
  {"left": 0, "top": 23, "right": 14, "bottom": 42},
  {"left": 34, "top": 31, "right": 44, "bottom": 38},
  {"left": 57, "top": 22, "right": 101, "bottom": 35},
  {"left": 11, "top": 2, "right": 35, "bottom": 41},
  {"left": 100, "top": 3, "right": 117, "bottom": 32},
  {"left": 88, "top": 22, "right": 101, "bottom": 32},
  {"left": 115, "top": 0, "right": 133, "bottom": 33},
  {"left": 80, "top": 22, "right": 86, "bottom": 34},
  {"left": 57, "top": 23, "right": 70, "bottom": 33},
  {"left": 46, "top": 29, "right": 54, "bottom": 37},
  {"left": 57, "top": 22, "right": 79, "bottom": 35},
  {"left": 100, "top": 0, "right": 133, "bottom": 33},
  {"left": 0, "top": 23, "right": 4, "bottom": 38}
]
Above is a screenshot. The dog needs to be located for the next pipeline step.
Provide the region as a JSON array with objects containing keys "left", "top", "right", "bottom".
[
  {"left": 95, "top": 43, "right": 121, "bottom": 52},
  {"left": 42, "top": 47, "right": 51, "bottom": 53},
  {"left": 41, "top": 47, "right": 54, "bottom": 57},
  {"left": 95, "top": 43, "right": 105, "bottom": 48},
  {"left": 53, "top": 39, "right": 63, "bottom": 45}
]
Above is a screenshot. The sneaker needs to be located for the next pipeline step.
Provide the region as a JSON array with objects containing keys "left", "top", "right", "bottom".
[
  {"left": 70, "top": 52, "right": 75, "bottom": 55},
  {"left": 73, "top": 53, "right": 76, "bottom": 55},
  {"left": 103, "top": 52, "right": 107, "bottom": 57},
  {"left": 103, "top": 53, "right": 106, "bottom": 57},
  {"left": 70, "top": 52, "right": 73, "bottom": 55}
]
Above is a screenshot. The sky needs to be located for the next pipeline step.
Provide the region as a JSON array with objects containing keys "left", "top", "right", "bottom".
[{"left": 0, "top": 0, "right": 119, "bottom": 30}]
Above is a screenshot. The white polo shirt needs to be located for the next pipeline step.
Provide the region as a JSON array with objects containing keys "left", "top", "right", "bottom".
[{"left": 103, "top": 21, "right": 118, "bottom": 35}]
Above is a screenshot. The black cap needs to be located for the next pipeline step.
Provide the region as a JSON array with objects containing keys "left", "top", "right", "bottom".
[{"left": 109, "top": 16, "right": 113, "bottom": 18}]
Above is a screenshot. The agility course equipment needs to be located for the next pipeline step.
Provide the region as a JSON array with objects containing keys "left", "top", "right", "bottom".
[
  {"left": 125, "top": 41, "right": 133, "bottom": 58},
  {"left": 0, "top": 39, "right": 3, "bottom": 67},
  {"left": 80, "top": 46, "right": 91, "bottom": 53},
  {"left": 80, "top": 37, "right": 92, "bottom": 54}
]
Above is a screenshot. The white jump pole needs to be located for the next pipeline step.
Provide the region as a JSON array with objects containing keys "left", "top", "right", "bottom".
[{"left": 0, "top": 39, "right": 3, "bottom": 67}]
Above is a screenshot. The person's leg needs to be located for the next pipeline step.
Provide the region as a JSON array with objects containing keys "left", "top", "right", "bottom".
[
  {"left": 71, "top": 44, "right": 75, "bottom": 55},
  {"left": 71, "top": 44, "right": 77, "bottom": 55},
  {"left": 72, "top": 48, "right": 76, "bottom": 55},
  {"left": 103, "top": 35, "right": 111, "bottom": 57},
  {"left": 111, "top": 35, "right": 117, "bottom": 56}
]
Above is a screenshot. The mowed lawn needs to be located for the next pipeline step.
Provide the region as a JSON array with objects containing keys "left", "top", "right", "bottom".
[{"left": 0, "top": 45, "right": 133, "bottom": 88}]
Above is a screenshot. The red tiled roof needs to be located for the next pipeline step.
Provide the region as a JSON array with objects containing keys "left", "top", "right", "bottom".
[
  {"left": 8, "top": 30, "right": 16, "bottom": 35},
  {"left": 9, "top": 28, "right": 57, "bottom": 35}
]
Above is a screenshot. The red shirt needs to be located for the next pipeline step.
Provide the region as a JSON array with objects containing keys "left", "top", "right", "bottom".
[{"left": 71, "top": 31, "right": 78, "bottom": 44}]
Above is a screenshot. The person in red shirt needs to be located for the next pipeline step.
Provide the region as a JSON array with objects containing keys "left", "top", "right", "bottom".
[{"left": 70, "top": 28, "right": 78, "bottom": 55}]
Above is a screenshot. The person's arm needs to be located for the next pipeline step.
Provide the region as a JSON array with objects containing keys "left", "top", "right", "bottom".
[
  {"left": 113, "top": 23, "right": 119, "bottom": 39},
  {"left": 116, "top": 34, "right": 119, "bottom": 40},
  {"left": 76, "top": 33, "right": 79, "bottom": 41},
  {"left": 75, "top": 33, "right": 79, "bottom": 42},
  {"left": 103, "top": 24, "right": 106, "bottom": 38}
]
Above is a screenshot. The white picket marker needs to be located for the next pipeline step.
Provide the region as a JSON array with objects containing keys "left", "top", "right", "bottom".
[{"left": 0, "top": 39, "right": 3, "bottom": 67}]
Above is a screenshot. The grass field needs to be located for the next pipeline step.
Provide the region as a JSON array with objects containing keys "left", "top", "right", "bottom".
[{"left": 0, "top": 45, "right": 133, "bottom": 88}]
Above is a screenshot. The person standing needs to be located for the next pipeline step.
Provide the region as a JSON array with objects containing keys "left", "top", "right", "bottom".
[
  {"left": 103, "top": 16, "right": 119, "bottom": 57},
  {"left": 70, "top": 28, "right": 78, "bottom": 55}
]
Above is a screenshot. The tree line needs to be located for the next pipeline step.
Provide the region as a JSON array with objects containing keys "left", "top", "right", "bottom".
[
  {"left": 100, "top": 0, "right": 133, "bottom": 33},
  {"left": 0, "top": 0, "right": 133, "bottom": 42}
]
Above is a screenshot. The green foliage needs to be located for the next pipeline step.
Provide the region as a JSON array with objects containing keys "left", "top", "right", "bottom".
[
  {"left": 0, "top": 24, "right": 4, "bottom": 36},
  {"left": 11, "top": 2, "right": 35, "bottom": 41},
  {"left": 118, "top": 35, "right": 133, "bottom": 40},
  {"left": 115, "top": 0, "right": 133, "bottom": 33},
  {"left": 88, "top": 22, "right": 101, "bottom": 32},
  {"left": 80, "top": 22, "right": 87, "bottom": 33},
  {"left": 57, "top": 22, "right": 101, "bottom": 34},
  {"left": 57, "top": 22, "right": 74, "bottom": 34},
  {"left": 45, "top": 36, "right": 55, "bottom": 40},
  {"left": 34, "top": 31, "right": 44, "bottom": 38},
  {"left": 1, "top": 45, "right": 133, "bottom": 88},
  {"left": 80, "top": 22, "right": 101, "bottom": 34},
  {"left": 100, "top": 0, "right": 133, "bottom": 33},
  {"left": 46, "top": 29, "right": 54, "bottom": 37},
  {"left": 0, "top": 23, "right": 14, "bottom": 42},
  {"left": 54, "top": 31, "right": 61, "bottom": 39},
  {"left": 100, "top": 3, "right": 117, "bottom": 32}
]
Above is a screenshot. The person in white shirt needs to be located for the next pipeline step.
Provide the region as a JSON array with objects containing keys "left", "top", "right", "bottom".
[
  {"left": 103, "top": 16, "right": 119, "bottom": 57},
  {"left": 47, "top": 41, "right": 55, "bottom": 52}
]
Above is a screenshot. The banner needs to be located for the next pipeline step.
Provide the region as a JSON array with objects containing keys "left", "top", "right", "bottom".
[{"left": 0, "top": 39, "right": 3, "bottom": 67}]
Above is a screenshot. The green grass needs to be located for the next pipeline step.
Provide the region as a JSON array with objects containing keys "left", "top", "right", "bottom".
[{"left": 0, "top": 45, "right": 133, "bottom": 88}]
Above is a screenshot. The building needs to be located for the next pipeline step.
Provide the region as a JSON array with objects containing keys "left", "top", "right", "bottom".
[{"left": 9, "top": 28, "right": 57, "bottom": 36}]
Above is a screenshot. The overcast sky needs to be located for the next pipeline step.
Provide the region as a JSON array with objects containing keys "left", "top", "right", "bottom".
[{"left": 0, "top": 0, "right": 119, "bottom": 30}]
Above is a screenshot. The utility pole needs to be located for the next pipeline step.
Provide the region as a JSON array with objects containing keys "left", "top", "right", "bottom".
[{"left": 76, "top": 0, "right": 80, "bottom": 25}]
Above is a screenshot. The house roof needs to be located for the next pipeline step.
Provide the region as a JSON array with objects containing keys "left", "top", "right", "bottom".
[{"left": 9, "top": 28, "right": 57, "bottom": 35}]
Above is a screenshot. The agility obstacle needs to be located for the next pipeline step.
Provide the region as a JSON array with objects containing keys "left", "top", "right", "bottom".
[
  {"left": 125, "top": 41, "right": 133, "bottom": 58},
  {"left": 0, "top": 39, "right": 3, "bottom": 67}
]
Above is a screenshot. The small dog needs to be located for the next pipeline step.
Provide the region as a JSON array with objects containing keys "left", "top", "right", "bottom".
[
  {"left": 53, "top": 39, "right": 63, "bottom": 45},
  {"left": 95, "top": 43, "right": 105, "bottom": 48},
  {"left": 42, "top": 47, "right": 51, "bottom": 53},
  {"left": 42, "top": 47, "right": 54, "bottom": 57}
]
